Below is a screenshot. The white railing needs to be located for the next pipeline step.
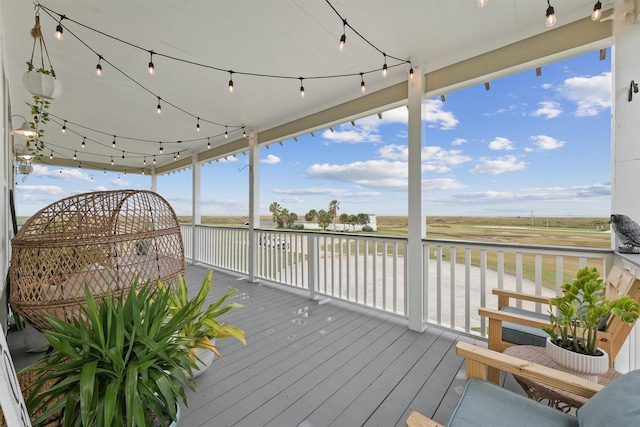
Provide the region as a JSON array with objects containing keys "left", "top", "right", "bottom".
[{"left": 181, "top": 224, "right": 639, "bottom": 371}]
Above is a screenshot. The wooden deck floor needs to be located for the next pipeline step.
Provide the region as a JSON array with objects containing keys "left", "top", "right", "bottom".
[{"left": 8, "top": 263, "right": 523, "bottom": 427}]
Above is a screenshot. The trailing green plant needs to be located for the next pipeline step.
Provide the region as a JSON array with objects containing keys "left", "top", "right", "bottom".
[
  {"left": 159, "top": 270, "right": 246, "bottom": 359},
  {"left": 542, "top": 266, "right": 640, "bottom": 355},
  {"left": 26, "top": 94, "right": 50, "bottom": 159},
  {"left": 22, "top": 279, "right": 199, "bottom": 427}
]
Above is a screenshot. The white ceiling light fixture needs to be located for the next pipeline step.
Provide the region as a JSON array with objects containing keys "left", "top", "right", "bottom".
[{"left": 11, "top": 115, "right": 37, "bottom": 138}]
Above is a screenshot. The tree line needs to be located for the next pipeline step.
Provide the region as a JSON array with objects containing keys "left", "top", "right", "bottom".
[{"left": 269, "top": 199, "right": 371, "bottom": 231}]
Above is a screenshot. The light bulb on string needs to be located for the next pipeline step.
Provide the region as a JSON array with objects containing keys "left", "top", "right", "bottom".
[
  {"left": 225, "top": 126, "right": 228, "bottom": 138},
  {"left": 243, "top": 127, "right": 247, "bottom": 138},
  {"left": 81, "top": 137, "right": 85, "bottom": 148},
  {"left": 148, "top": 51, "right": 155, "bottom": 74},
  {"left": 95, "top": 56, "right": 103, "bottom": 76},
  {"left": 339, "top": 19, "right": 347, "bottom": 52},
  {"left": 360, "top": 73, "right": 366, "bottom": 93},
  {"left": 61, "top": 120, "right": 67, "bottom": 133},
  {"left": 55, "top": 19, "right": 64, "bottom": 40},
  {"left": 299, "top": 77, "right": 305, "bottom": 98},
  {"left": 173, "top": 153, "right": 177, "bottom": 161},
  {"left": 124, "top": 170, "right": 127, "bottom": 176},
  {"left": 159, "top": 142, "right": 163, "bottom": 153},
  {"left": 122, "top": 151, "right": 125, "bottom": 159},
  {"left": 196, "top": 118, "right": 200, "bottom": 132},
  {"left": 156, "top": 97, "right": 162, "bottom": 114},
  {"left": 153, "top": 155, "right": 156, "bottom": 165},
  {"left": 592, "top": 1, "right": 602, "bottom": 21},
  {"left": 229, "top": 71, "right": 234, "bottom": 93},
  {"left": 141, "top": 169, "right": 145, "bottom": 175},
  {"left": 382, "top": 54, "right": 388, "bottom": 78},
  {"left": 207, "top": 138, "right": 211, "bottom": 149},
  {"left": 111, "top": 156, "right": 114, "bottom": 165},
  {"left": 177, "top": 151, "right": 180, "bottom": 158},
  {"left": 143, "top": 156, "right": 146, "bottom": 165},
  {"left": 545, "top": 1, "right": 556, "bottom": 27},
  {"left": 112, "top": 136, "right": 116, "bottom": 148},
  {"left": 73, "top": 150, "right": 77, "bottom": 160},
  {"left": 78, "top": 163, "right": 82, "bottom": 170},
  {"left": 104, "top": 170, "right": 107, "bottom": 175},
  {"left": 49, "top": 151, "right": 53, "bottom": 159},
  {"left": 409, "top": 65, "right": 414, "bottom": 80}
]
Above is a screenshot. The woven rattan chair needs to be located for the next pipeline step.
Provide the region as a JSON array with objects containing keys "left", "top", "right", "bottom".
[{"left": 9, "top": 189, "right": 185, "bottom": 332}]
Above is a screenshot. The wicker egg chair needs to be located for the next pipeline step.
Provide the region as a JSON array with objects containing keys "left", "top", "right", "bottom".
[{"left": 9, "top": 189, "right": 185, "bottom": 332}]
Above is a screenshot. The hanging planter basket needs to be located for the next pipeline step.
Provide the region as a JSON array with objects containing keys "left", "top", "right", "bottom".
[
  {"left": 23, "top": 70, "right": 62, "bottom": 100},
  {"left": 24, "top": 12, "right": 62, "bottom": 100}
]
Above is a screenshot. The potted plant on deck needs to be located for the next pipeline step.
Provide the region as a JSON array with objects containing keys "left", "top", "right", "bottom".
[
  {"left": 160, "top": 270, "right": 247, "bottom": 377},
  {"left": 22, "top": 278, "right": 200, "bottom": 426},
  {"left": 542, "top": 266, "right": 639, "bottom": 382}
]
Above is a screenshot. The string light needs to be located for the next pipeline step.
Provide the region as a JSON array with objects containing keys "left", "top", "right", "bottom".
[
  {"left": 141, "top": 169, "right": 145, "bottom": 175},
  {"left": 143, "top": 156, "right": 146, "bottom": 165},
  {"left": 159, "top": 142, "right": 163, "bottom": 153},
  {"left": 225, "top": 126, "right": 228, "bottom": 138},
  {"left": 477, "top": 0, "right": 488, "bottom": 7},
  {"left": 156, "top": 97, "right": 162, "bottom": 114},
  {"left": 61, "top": 120, "right": 66, "bottom": 133},
  {"left": 95, "top": 55, "right": 102, "bottom": 76},
  {"left": 382, "top": 53, "right": 388, "bottom": 78},
  {"left": 148, "top": 51, "right": 155, "bottom": 74},
  {"left": 153, "top": 155, "right": 156, "bottom": 165},
  {"left": 177, "top": 151, "right": 180, "bottom": 158},
  {"left": 111, "top": 156, "right": 114, "bottom": 165},
  {"left": 112, "top": 136, "right": 116, "bottom": 148},
  {"left": 122, "top": 150, "right": 125, "bottom": 159},
  {"left": 104, "top": 169, "right": 107, "bottom": 175},
  {"left": 73, "top": 150, "right": 77, "bottom": 160},
  {"left": 55, "top": 17, "right": 64, "bottom": 40},
  {"left": 229, "top": 71, "right": 234, "bottom": 92},
  {"left": 339, "top": 19, "right": 347, "bottom": 51},
  {"left": 591, "top": 1, "right": 602, "bottom": 21},
  {"left": 78, "top": 163, "right": 82, "bottom": 169},
  {"left": 299, "top": 77, "right": 305, "bottom": 98},
  {"left": 50, "top": 151, "right": 53, "bottom": 159},
  {"left": 173, "top": 153, "right": 177, "bottom": 161},
  {"left": 409, "top": 66, "right": 414, "bottom": 80},
  {"left": 207, "top": 137, "right": 211, "bottom": 149},
  {"left": 196, "top": 118, "right": 200, "bottom": 132},
  {"left": 243, "top": 127, "right": 247, "bottom": 138},
  {"left": 360, "top": 73, "right": 366, "bottom": 93},
  {"left": 124, "top": 170, "right": 127, "bottom": 176},
  {"left": 81, "top": 137, "right": 85, "bottom": 148},
  {"left": 545, "top": 0, "right": 556, "bottom": 27}
]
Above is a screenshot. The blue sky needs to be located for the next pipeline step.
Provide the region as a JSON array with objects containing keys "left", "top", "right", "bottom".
[{"left": 15, "top": 49, "right": 612, "bottom": 218}]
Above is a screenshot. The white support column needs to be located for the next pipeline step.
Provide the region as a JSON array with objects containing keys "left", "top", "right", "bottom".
[
  {"left": 407, "top": 67, "right": 425, "bottom": 332},
  {"left": 191, "top": 154, "right": 201, "bottom": 265},
  {"left": 248, "top": 131, "right": 260, "bottom": 282},
  {"left": 150, "top": 167, "right": 157, "bottom": 192},
  {"left": 611, "top": 3, "right": 640, "bottom": 373}
]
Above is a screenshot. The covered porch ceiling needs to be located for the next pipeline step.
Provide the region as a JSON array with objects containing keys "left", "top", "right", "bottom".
[{"left": 1, "top": 1, "right": 614, "bottom": 175}]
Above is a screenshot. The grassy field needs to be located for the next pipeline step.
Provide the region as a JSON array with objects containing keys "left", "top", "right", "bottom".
[{"left": 177, "top": 215, "right": 611, "bottom": 249}]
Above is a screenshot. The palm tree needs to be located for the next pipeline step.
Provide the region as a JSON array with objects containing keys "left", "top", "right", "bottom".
[
  {"left": 328, "top": 200, "right": 340, "bottom": 231},
  {"left": 269, "top": 202, "right": 281, "bottom": 226},
  {"left": 339, "top": 213, "right": 349, "bottom": 232},
  {"left": 305, "top": 209, "right": 317, "bottom": 223},
  {"left": 317, "top": 209, "right": 331, "bottom": 231},
  {"left": 357, "top": 213, "right": 370, "bottom": 228}
]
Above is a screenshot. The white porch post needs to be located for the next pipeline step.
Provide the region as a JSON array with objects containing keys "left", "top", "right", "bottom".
[
  {"left": 610, "top": 3, "right": 640, "bottom": 373},
  {"left": 248, "top": 131, "right": 260, "bottom": 282},
  {"left": 191, "top": 154, "right": 201, "bottom": 265},
  {"left": 407, "top": 67, "right": 425, "bottom": 332},
  {"left": 150, "top": 167, "right": 157, "bottom": 192}
]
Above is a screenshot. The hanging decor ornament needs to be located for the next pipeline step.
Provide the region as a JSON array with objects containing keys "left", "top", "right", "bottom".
[{"left": 23, "top": 10, "right": 62, "bottom": 100}]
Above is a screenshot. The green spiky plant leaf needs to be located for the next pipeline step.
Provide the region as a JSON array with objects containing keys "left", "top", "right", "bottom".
[{"left": 22, "top": 278, "right": 199, "bottom": 427}]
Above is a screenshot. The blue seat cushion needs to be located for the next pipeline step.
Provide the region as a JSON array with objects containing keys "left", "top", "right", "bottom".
[
  {"left": 500, "top": 306, "right": 549, "bottom": 347},
  {"left": 447, "top": 378, "right": 578, "bottom": 427},
  {"left": 577, "top": 369, "right": 640, "bottom": 426}
]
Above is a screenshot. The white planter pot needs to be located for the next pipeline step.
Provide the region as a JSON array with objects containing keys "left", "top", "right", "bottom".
[
  {"left": 546, "top": 337, "right": 609, "bottom": 383},
  {"left": 23, "top": 70, "right": 62, "bottom": 100},
  {"left": 192, "top": 338, "right": 216, "bottom": 378}
]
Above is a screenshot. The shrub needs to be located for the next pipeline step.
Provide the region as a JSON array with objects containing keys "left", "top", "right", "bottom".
[{"left": 362, "top": 225, "right": 373, "bottom": 232}]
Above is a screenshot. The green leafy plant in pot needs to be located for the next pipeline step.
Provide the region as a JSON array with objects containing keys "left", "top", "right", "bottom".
[
  {"left": 159, "top": 270, "right": 247, "bottom": 376},
  {"left": 22, "top": 278, "right": 200, "bottom": 427},
  {"left": 542, "top": 266, "right": 639, "bottom": 380}
]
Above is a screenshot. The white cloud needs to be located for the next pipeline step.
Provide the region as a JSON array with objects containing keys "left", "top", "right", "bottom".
[
  {"left": 14, "top": 184, "right": 66, "bottom": 196},
  {"left": 217, "top": 156, "right": 238, "bottom": 163},
  {"left": 30, "top": 164, "right": 93, "bottom": 182},
  {"left": 378, "top": 144, "right": 471, "bottom": 174},
  {"left": 559, "top": 72, "right": 611, "bottom": 117},
  {"left": 111, "top": 177, "right": 131, "bottom": 187},
  {"left": 530, "top": 134, "right": 566, "bottom": 150},
  {"left": 531, "top": 101, "right": 562, "bottom": 119},
  {"left": 262, "top": 154, "right": 281, "bottom": 164},
  {"left": 488, "top": 137, "right": 515, "bottom": 150},
  {"left": 271, "top": 187, "right": 349, "bottom": 195},
  {"left": 452, "top": 138, "right": 467, "bottom": 146},
  {"left": 470, "top": 155, "right": 527, "bottom": 175},
  {"left": 307, "top": 160, "right": 408, "bottom": 189},
  {"left": 423, "top": 178, "right": 467, "bottom": 190},
  {"left": 422, "top": 99, "right": 459, "bottom": 130},
  {"left": 321, "top": 128, "right": 381, "bottom": 144}
]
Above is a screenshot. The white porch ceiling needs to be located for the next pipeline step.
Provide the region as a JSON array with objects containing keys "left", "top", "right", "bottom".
[{"left": 1, "top": 0, "right": 612, "bottom": 174}]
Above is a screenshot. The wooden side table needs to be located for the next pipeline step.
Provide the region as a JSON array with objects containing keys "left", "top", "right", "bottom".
[{"left": 504, "top": 345, "right": 620, "bottom": 413}]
